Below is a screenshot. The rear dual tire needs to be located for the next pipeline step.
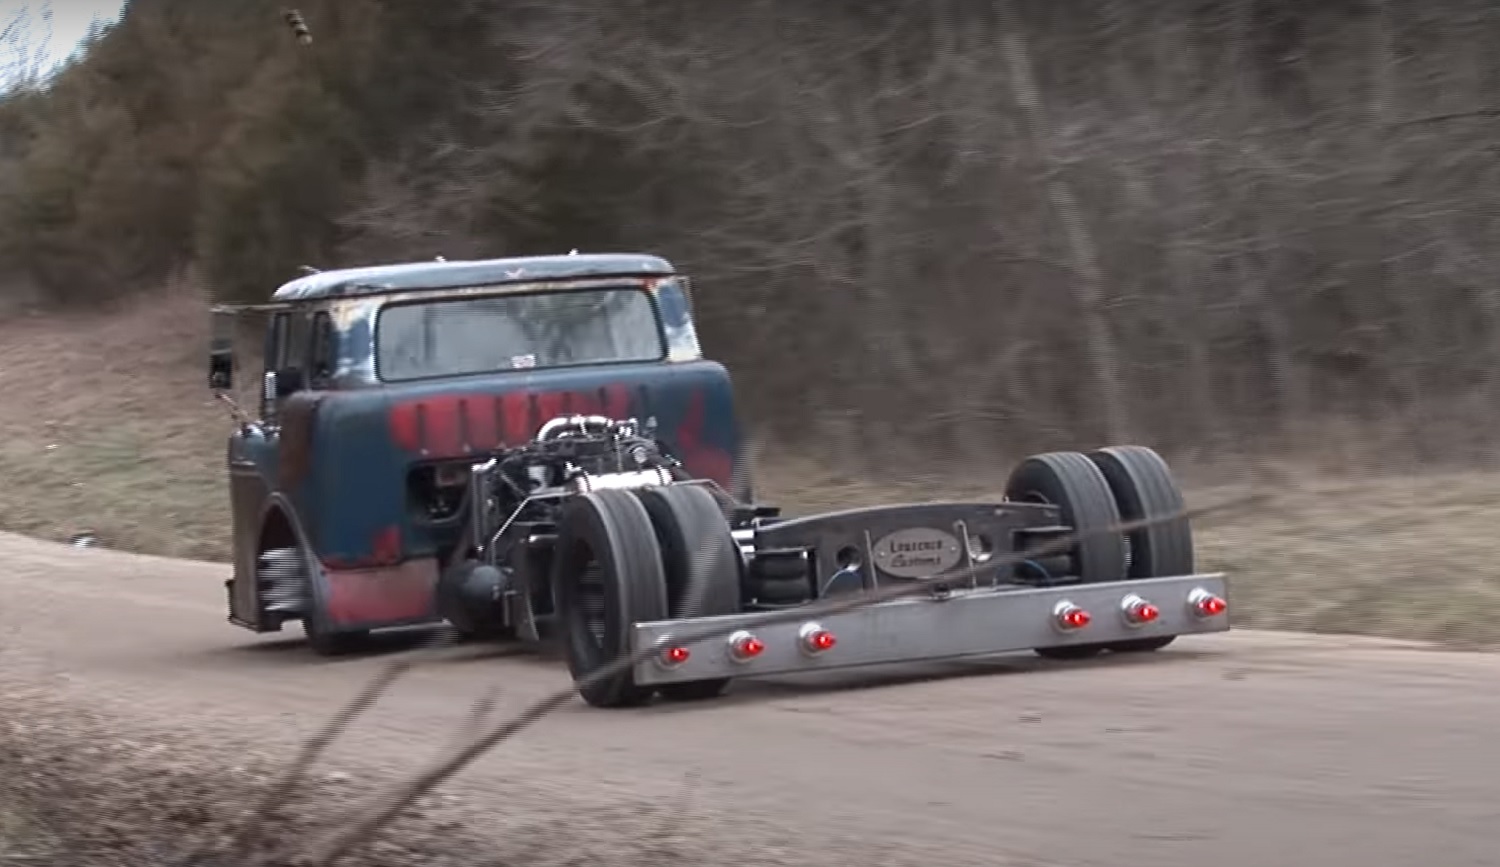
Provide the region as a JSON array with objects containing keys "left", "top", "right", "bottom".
[
  {"left": 637, "top": 485, "right": 743, "bottom": 702},
  {"left": 552, "top": 485, "right": 742, "bottom": 709},
  {"left": 1005, "top": 446, "right": 1193, "bottom": 659}
]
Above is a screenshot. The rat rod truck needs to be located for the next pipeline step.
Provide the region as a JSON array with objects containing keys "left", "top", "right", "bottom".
[{"left": 207, "top": 252, "right": 1230, "bottom": 708}]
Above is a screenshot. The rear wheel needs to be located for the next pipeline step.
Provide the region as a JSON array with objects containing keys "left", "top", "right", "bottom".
[
  {"left": 1005, "top": 451, "right": 1126, "bottom": 584},
  {"left": 636, "top": 485, "right": 743, "bottom": 701},
  {"left": 552, "top": 489, "right": 670, "bottom": 708},
  {"left": 1005, "top": 451, "right": 1125, "bottom": 661},
  {"left": 1089, "top": 445, "right": 1194, "bottom": 654},
  {"left": 1088, "top": 445, "right": 1194, "bottom": 579}
]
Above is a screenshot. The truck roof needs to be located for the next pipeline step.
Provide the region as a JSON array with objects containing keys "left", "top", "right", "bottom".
[{"left": 269, "top": 252, "right": 677, "bottom": 302}]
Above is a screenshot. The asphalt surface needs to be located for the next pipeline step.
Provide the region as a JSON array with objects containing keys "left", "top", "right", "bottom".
[{"left": 3, "top": 530, "right": 1499, "bottom": 867}]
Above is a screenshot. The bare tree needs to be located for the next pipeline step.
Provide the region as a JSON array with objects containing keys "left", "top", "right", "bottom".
[
  {"left": 8, "top": 0, "right": 1500, "bottom": 472},
  {"left": 0, "top": 2, "right": 53, "bottom": 93}
]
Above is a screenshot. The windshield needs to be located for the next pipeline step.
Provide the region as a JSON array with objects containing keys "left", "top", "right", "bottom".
[{"left": 375, "top": 286, "right": 665, "bottom": 381}]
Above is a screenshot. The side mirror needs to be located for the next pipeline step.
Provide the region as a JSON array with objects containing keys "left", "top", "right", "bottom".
[{"left": 209, "top": 346, "right": 234, "bottom": 391}]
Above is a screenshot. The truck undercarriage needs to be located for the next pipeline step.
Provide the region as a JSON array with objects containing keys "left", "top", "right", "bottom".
[{"left": 431, "top": 414, "right": 1230, "bottom": 708}]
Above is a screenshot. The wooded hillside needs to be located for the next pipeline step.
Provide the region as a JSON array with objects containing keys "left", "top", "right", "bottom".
[{"left": 2, "top": 0, "right": 1497, "bottom": 468}]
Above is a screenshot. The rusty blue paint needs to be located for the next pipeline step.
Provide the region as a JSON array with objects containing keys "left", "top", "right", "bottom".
[
  {"left": 299, "top": 360, "right": 744, "bottom": 569},
  {"left": 227, "top": 256, "right": 743, "bottom": 632}
]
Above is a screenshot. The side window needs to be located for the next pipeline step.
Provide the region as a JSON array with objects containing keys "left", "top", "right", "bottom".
[
  {"left": 284, "top": 312, "right": 311, "bottom": 376},
  {"left": 264, "top": 312, "right": 291, "bottom": 374},
  {"left": 309, "top": 311, "right": 334, "bottom": 388},
  {"left": 262, "top": 310, "right": 317, "bottom": 399}
]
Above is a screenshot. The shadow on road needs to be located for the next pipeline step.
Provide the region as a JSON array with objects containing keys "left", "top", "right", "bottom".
[{"left": 632, "top": 646, "right": 1221, "bottom": 716}]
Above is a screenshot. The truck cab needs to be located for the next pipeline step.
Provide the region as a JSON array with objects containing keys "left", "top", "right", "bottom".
[{"left": 207, "top": 253, "right": 749, "bottom": 651}]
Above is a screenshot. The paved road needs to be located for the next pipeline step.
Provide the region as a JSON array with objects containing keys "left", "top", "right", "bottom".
[{"left": 3, "top": 530, "right": 1499, "bottom": 866}]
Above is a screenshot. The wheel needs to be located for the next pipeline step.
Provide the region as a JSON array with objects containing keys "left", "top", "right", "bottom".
[
  {"left": 1088, "top": 445, "right": 1195, "bottom": 654},
  {"left": 552, "top": 489, "right": 670, "bottom": 708},
  {"left": 302, "top": 616, "right": 369, "bottom": 657},
  {"left": 262, "top": 545, "right": 367, "bottom": 656},
  {"left": 635, "top": 485, "right": 743, "bottom": 701},
  {"left": 1006, "top": 451, "right": 1126, "bottom": 661},
  {"left": 1108, "top": 635, "right": 1176, "bottom": 653},
  {"left": 1034, "top": 644, "right": 1105, "bottom": 660},
  {"left": 1005, "top": 451, "right": 1126, "bottom": 583},
  {"left": 653, "top": 679, "right": 732, "bottom": 702},
  {"left": 1087, "top": 445, "right": 1194, "bottom": 578}
]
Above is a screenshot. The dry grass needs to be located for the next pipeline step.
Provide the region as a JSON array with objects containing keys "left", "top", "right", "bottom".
[
  {"left": 0, "top": 286, "right": 229, "bottom": 561},
  {"left": 2, "top": 293, "right": 1499, "bottom": 647}
]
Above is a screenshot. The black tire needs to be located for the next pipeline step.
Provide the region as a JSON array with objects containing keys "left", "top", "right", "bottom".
[
  {"left": 302, "top": 616, "right": 369, "bottom": 657},
  {"left": 635, "top": 485, "right": 742, "bottom": 701},
  {"left": 1007, "top": 452, "right": 1124, "bottom": 662},
  {"left": 1089, "top": 445, "right": 1194, "bottom": 655},
  {"left": 1034, "top": 644, "right": 1105, "bottom": 661},
  {"left": 653, "top": 679, "right": 732, "bottom": 702},
  {"left": 635, "top": 486, "right": 743, "bottom": 620},
  {"left": 1087, "top": 446, "right": 1194, "bottom": 578},
  {"left": 552, "top": 489, "right": 670, "bottom": 708},
  {"left": 1109, "top": 635, "right": 1177, "bottom": 653},
  {"left": 270, "top": 545, "right": 365, "bottom": 656},
  {"left": 1005, "top": 451, "right": 1126, "bottom": 583}
]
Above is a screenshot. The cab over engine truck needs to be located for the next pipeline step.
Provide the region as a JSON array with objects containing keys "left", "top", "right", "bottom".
[{"left": 208, "top": 252, "right": 1231, "bottom": 709}]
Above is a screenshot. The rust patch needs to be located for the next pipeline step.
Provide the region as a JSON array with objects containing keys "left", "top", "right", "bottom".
[
  {"left": 321, "top": 556, "right": 439, "bottom": 626},
  {"left": 277, "top": 393, "right": 322, "bottom": 491}
]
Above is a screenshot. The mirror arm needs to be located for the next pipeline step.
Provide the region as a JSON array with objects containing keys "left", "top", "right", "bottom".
[{"left": 214, "top": 391, "right": 263, "bottom": 437}]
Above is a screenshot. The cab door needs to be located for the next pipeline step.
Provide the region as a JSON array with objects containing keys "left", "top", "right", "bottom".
[{"left": 226, "top": 310, "right": 292, "bottom": 630}]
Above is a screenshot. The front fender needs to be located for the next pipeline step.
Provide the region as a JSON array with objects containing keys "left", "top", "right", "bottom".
[
  {"left": 264, "top": 491, "right": 442, "bottom": 634},
  {"left": 257, "top": 493, "right": 337, "bottom": 636}
]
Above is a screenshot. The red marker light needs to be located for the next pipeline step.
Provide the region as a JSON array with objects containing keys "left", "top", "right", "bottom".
[
  {"left": 797, "top": 622, "right": 838, "bottom": 655},
  {"left": 1189, "top": 588, "right": 1228, "bottom": 618},
  {"left": 727, "top": 630, "right": 766, "bottom": 661},
  {"left": 1053, "top": 602, "right": 1091, "bottom": 631},
  {"left": 661, "top": 645, "right": 691, "bottom": 666},
  {"left": 1121, "top": 595, "right": 1161, "bottom": 625}
]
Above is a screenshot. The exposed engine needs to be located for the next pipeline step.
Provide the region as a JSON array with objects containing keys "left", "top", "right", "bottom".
[
  {"left": 436, "top": 415, "right": 692, "bottom": 640},
  {"left": 483, "top": 414, "right": 683, "bottom": 502}
]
